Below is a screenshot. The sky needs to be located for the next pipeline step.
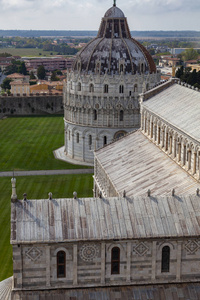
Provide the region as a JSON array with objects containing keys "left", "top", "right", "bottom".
[{"left": 0, "top": 0, "right": 200, "bottom": 31}]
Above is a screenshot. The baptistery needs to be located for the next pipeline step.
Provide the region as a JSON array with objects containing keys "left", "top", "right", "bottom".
[{"left": 63, "top": 2, "right": 160, "bottom": 165}]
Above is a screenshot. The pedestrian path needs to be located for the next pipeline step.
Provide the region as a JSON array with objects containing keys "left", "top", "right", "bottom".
[{"left": 0, "top": 169, "right": 94, "bottom": 177}]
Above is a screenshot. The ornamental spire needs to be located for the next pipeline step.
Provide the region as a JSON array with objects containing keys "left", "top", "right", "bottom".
[{"left": 113, "top": 0, "right": 116, "bottom": 7}]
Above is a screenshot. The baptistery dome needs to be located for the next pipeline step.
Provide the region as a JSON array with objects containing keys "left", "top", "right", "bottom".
[
  {"left": 73, "top": 4, "right": 156, "bottom": 75},
  {"left": 60, "top": 2, "right": 160, "bottom": 166}
]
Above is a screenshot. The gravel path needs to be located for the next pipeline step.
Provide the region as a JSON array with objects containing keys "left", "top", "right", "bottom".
[{"left": 0, "top": 169, "right": 94, "bottom": 177}]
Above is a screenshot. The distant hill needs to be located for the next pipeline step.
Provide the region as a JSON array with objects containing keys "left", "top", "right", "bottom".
[{"left": 0, "top": 30, "right": 200, "bottom": 38}]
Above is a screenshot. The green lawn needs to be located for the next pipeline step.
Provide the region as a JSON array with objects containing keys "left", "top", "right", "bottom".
[
  {"left": 0, "top": 47, "right": 58, "bottom": 57},
  {"left": 0, "top": 174, "right": 93, "bottom": 282},
  {"left": 0, "top": 116, "right": 88, "bottom": 171}
]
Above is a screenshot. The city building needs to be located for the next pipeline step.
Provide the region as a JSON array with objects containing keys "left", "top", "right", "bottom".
[
  {"left": 30, "top": 80, "right": 64, "bottom": 95},
  {"left": 59, "top": 3, "right": 160, "bottom": 166},
  {"left": 7, "top": 73, "right": 30, "bottom": 96},
  {"left": 24, "top": 57, "right": 75, "bottom": 72}
]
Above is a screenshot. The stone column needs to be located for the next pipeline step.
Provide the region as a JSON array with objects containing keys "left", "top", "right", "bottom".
[
  {"left": 46, "top": 245, "right": 51, "bottom": 287},
  {"left": 173, "top": 137, "right": 177, "bottom": 158},
  {"left": 158, "top": 127, "right": 161, "bottom": 145},
  {"left": 141, "top": 111, "right": 144, "bottom": 131},
  {"left": 162, "top": 129, "right": 165, "bottom": 148},
  {"left": 73, "top": 244, "right": 78, "bottom": 285},
  {"left": 169, "top": 136, "right": 172, "bottom": 154},
  {"left": 126, "top": 242, "right": 131, "bottom": 283},
  {"left": 101, "top": 242, "right": 105, "bottom": 284},
  {"left": 148, "top": 119, "right": 150, "bottom": 136},
  {"left": 154, "top": 124, "right": 157, "bottom": 142},
  {"left": 145, "top": 117, "right": 147, "bottom": 133},
  {"left": 188, "top": 150, "right": 191, "bottom": 170},
  {"left": 165, "top": 132, "right": 168, "bottom": 151},
  {"left": 193, "top": 152, "right": 197, "bottom": 174},
  {"left": 176, "top": 241, "right": 182, "bottom": 281},
  {"left": 183, "top": 145, "right": 186, "bottom": 166},
  {"left": 72, "top": 133, "right": 74, "bottom": 159},
  {"left": 151, "top": 122, "right": 153, "bottom": 139},
  {"left": 178, "top": 143, "right": 181, "bottom": 162},
  {"left": 82, "top": 136, "right": 85, "bottom": 162},
  {"left": 151, "top": 241, "right": 157, "bottom": 281},
  {"left": 199, "top": 153, "right": 200, "bottom": 179}
]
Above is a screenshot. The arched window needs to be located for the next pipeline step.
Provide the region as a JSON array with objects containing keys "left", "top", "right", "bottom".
[
  {"left": 104, "top": 84, "right": 109, "bottom": 93},
  {"left": 77, "top": 62, "right": 81, "bottom": 71},
  {"left": 76, "top": 132, "right": 79, "bottom": 143},
  {"left": 78, "top": 82, "right": 81, "bottom": 91},
  {"left": 120, "top": 110, "right": 124, "bottom": 121},
  {"left": 111, "top": 247, "right": 120, "bottom": 275},
  {"left": 141, "top": 63, "right": 144, "bottom": 73},
  {"left": 119, "top": 85, "right": 124, "bottom": 94},
  {"left": 103, "top": 136, "right": 107, "bottom": 146},
  {"left": 94, "top": 109, "right": 97, "bottom": 121},
  {"left": 89, "top": 135, "right": 92, "bottom": 146},
  {"left": 89, "top": 84, "right": 94, "bottom": 93},
  {"left": 134, "top": 84, "right": 138, "bottom": 93},
  {"left": 129, "top": 91, "right": 132, "bottom": 96},
  {"left": 161, "top": 246, "right": 170, "bottom": 272},
  {"left": 57, "top": 251, "right": 66, "bottom": 278},
  {"left": 120, "top": 64, "right": 124, "bottom": 73},
  {"left": 96, "top": 63, "right": 100, "bottom": 74}
]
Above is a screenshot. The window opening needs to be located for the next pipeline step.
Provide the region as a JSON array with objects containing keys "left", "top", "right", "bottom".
[
  {"left": 94, "top": 109, "right": 97, "bottom": 121},
  {"left": 78, "top": 82, "right": 81, "bottom": 91},
  {"left": 111, "top": 247, "right": 120, "bottom": 274},
  {"left": 76, "top": 133, "right": 79, "bottom": 143},
  {"left": 119, "top": 85, "right": 124, "bottom": 94},
  {"left": 89, "top": 84, "right": 94, "bottom": 93},
  {"left": 104, "top": 84, "right": 109, "bottom": 93},
  {"left": 120, "top": 64, "right": 124, "bottom": 72},
  {"left": 104, "top": 136, "right": 107, "bottom": 146},
  {"left": 120, "top": 110, "right": 124, "bottom": 121},
  {"left": 89, "top": 135, "right": 92, "bottom": 146},
  {"left": 161, "top": 246, "right": 170, "bottom": 272},
  {"left": 57, "top": 251, "right": 66, "bottom": 278}
]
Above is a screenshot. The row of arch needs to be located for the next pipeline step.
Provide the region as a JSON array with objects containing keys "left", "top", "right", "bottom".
[
  {"left": 142, "top": 110, "right": 200, "bottom": 178},
  {"left": 56, "top": 245, "right": 170, "bottom": 278},
  {"left": 64, "top": 106, "right": 139, "bottom": 129},
  {"left": 72, "top": 82, "right": 139, "bottom": 94},
  {"left": 75, "top": 60, "right": 146, "bottom": 75}
]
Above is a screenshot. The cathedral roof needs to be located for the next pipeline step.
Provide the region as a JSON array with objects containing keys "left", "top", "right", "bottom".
[
  {"left": 142, "top": 82, "right": 200, "bottom": 143},
  {"left": 73, "top": 4, "right": 156, "bottom": 75},
  {"left": 95, "top": 130, "right": 200, "bottom": 198},
  {"left": 0, "top": 276, "right": 12, "bottom": 300},
  {"left": 11, "top": 192, "right": 200, "bottom": 244}
]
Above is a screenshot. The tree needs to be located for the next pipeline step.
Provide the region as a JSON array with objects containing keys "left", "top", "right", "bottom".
[
  {"left": 37, "top": 65, "right": 46, "bottom": 79},
  {"left": 50, "top": 71, "right": 59, "bottom": 81},
  {"left": 18, "top": 62, "right": 27, "bottom": 75},
  {"left": 30, "top": 71, "right": 36, "bottom": 80},
  {"left": 1, "top": 78, "right": 12, "bottom": 90},
  {"left": 181, "top": 48, "right": 199, "bottom": 61}
]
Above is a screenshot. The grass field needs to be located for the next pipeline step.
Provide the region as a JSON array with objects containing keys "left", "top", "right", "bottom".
[
  {"left": 0, "top": 116, "right": 88, "bottom": 171},
  {"left": 0, "top": 47, "right": 58, "bottom": 57},
  {"left": 0, "top": 174, "right": 93, "bottom": 282}
]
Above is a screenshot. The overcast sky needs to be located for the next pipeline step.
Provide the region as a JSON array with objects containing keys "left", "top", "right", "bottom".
[{"left": 0, "top": 0, "right": 200, "bottom": 31}]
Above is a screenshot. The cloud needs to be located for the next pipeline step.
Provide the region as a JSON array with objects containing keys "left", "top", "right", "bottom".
[{"left": 0, "top": 0, "right": 199, "bottom": 30}]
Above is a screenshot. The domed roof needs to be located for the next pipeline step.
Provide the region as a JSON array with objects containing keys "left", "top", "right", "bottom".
[
  {"left": 73, "top": 4, "right": 156, "bottom": 75},
  {"left": 104, "top": 6, "right": 125, "bottom": 18}
]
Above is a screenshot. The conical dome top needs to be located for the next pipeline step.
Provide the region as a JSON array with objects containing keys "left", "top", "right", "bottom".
[{"left": 104, "top": 5, "right": 125, "bottom": 18}]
